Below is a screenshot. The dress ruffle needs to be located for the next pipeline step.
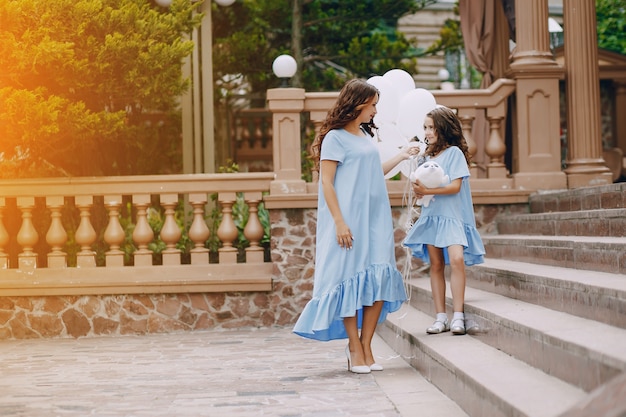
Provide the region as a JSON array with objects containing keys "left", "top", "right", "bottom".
[
  {"left": 403, "top": 215, "right": 485, "bottom": 266},
  {"left": 292, "top": 263, "right": 406, "bottom": 341}
]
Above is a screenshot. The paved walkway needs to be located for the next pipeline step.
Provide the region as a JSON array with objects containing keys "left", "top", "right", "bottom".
[{"left": 0, "top": 324, "right": 468, "bottom": 417}]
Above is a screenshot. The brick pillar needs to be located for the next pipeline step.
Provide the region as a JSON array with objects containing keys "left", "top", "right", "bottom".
[
  {"left": 562, "top": 0, "right": 612, "bottom": 187},
  {"left": 509, "top": 0, "right": 567, "bottom": 190}
]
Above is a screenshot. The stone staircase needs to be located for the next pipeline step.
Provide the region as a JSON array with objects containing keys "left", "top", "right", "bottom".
[{"left": 378, "top": 183, "right": 626, "bottom": 417}]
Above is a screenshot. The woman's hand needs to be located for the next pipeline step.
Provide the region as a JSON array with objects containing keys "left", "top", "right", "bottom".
[
  {"left": 402, "top": 144, "right": 421, "bottom": 160},
  {"left": 335, "top": 222, "right": 354, "bottom": 250}
]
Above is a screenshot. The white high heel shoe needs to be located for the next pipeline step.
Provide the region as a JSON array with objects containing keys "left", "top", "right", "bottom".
[
  {"left": 345, "top": 345, "right": 370, "bottom": 374},
  {"left": 369, "top": 363, "right": 383, "bottom": 371}
]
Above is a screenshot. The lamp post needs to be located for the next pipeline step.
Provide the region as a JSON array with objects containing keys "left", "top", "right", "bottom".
[{"left": 272, "top": 54, "right": 297, "bottom": 87}]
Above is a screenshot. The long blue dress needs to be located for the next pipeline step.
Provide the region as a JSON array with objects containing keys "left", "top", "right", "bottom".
[
  {"left": 402, "top": 146, "right": 485, "bottom": 266},
  {"left": 293, "top": 129, "right": 407, "bottom": 341}
]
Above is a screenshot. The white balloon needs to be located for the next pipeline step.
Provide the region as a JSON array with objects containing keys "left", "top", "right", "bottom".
[
  {"left": 367, "top": 76, "right": 398, "bottom": 125},
  {"left": 376, "top": 123, "right": 408, "bottom": 148},
  {"left": 382, "top": 69, "right": 415, "bottom": 104},
  {"left": 396, "top": 88, "right": 437, "bottom": 140}
]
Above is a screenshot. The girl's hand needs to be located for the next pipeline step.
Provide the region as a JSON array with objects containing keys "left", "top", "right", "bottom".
[
  {"left": 336, "top": 222, "right": 354, "bottom": 250},
  {"left": 412, "top": 180, "right": 425, "bottom": 198}
]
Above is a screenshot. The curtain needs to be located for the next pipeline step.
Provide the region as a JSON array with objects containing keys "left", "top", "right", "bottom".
[
  {"left": 458, "top": 0, "right": 511, "bottom": 174},
  {"left": 459, "top": 0, "right": 497, "bottom": 87}
]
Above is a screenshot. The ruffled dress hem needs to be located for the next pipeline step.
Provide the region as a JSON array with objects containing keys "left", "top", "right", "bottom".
[
  {"left": 402, "top": 216, "right": 485, "bottom": 266},
  {"left": 293, "top": 263, "right": 407, "bottom": 342}
]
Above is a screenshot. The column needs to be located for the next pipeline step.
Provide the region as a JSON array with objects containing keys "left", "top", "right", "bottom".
[
  {"left": 509, "top": 0, "right": 567, "bottom": 190},
  {"left": 612, "top": 81, "right": 626, "bottom": 177},
  {"left": 267, "top": 88, "right": 307, "bottom": 194},
  {"left": 562, "top": 0, "right": 612, "bottom": 187}
]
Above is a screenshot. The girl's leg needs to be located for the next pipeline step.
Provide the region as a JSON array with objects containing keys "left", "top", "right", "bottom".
[
  {"left": 447, "top": 244, "right": 466, "bottom": 312},
  {"left": 427, "top": 245, "right": 446, "bottom": 313},
  {"left": 447, "top": 244, "right": 467, "bottom": 334},
  {"left": 360, "top": 301, "right": 383, "bottom": 366},
  {"left": 343, "top": 316, "right": 367, "bottom": 367},
  {"left": 426, "top": 245, "right": 449, "bottom": 334}
]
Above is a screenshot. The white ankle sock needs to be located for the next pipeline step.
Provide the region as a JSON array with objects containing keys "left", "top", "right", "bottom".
[
  {"left": 436, "top": 312, "right": 448, "bottom": 322},
  {"left": 452, "top": 312, "right": 465, "bottom": 321}
]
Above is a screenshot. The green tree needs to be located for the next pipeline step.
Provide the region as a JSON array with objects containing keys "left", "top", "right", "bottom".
[
  {"left": 212, "top": 0, "right": 437, "bottom": 95},
  {"left": 0, "top": 0, "right": 202, "bottom": 178},
  {"left": 596, "top": 0, "right": 626, "bottom": 54}
]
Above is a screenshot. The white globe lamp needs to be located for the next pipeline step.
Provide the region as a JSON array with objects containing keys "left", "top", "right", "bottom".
[{"left": 272, "top": 54, "right": 297, "bottom": 87}]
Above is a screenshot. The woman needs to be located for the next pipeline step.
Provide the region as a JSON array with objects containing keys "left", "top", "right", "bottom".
[{"left": 293, "top": 79, "right": 415, "bottom": 373}]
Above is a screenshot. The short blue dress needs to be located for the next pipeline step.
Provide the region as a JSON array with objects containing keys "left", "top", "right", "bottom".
[
  {"left": 293, "top": 129, "right": 407, "bottom": 341},
  {"left": 403, "top": 146, "right": 485, "bottom": 266}
]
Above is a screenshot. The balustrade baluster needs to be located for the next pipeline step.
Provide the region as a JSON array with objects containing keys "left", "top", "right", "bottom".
[
  {"left": 241, "top": 118, "right": 251, "bottom": 144},
  {"left": 132, "top": 194, "right": 154, "bottom": 266},
  {"left": 458, "top": 114, "right": 476, "bottom": 156},
  {"left": 243, "top": 192, "right": 265, "bottom": 263},
  {"left": 104, "top": 196, "right": 125, "bottom": 267},
  {"left": 46, "top": 196, "right": 68, "bottom": 268},
  {"left": 216, "top": 192, "right": 238, "bottom": 264},
  {"left": 188, "top": 193, "right": 210, "bottom": 265},
  {"left": 0, "top": 198, "right": 9, "bottom": 269},
  {"left": 254, "top": 117, "right": 263, "bottom": 146},
  {"left": 457, "top": 112, "right": 478, "bottom": 178},
  {"left": 159, "top": 194, "right": 182, "bottom": 265},
  {"left": 16, "top": 197, "right": 38, "bottom": 271},
  {"left": 485, "top": 115, "right": 508, "bottom": 178},
  {"left": 75, "top": 196, "right": 97, "bottom": 267}
]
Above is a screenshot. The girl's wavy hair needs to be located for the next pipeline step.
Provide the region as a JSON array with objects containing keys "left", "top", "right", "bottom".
[
  {"left": 310, "top": 79, "right": 378, "bottom": 172},
  {"left": 424, "top": 106, "right": 471, "bottom": 167}
]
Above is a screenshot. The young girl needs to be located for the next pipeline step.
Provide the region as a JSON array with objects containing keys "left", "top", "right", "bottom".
[
  {"left": 403, "top": 106, "right": 485, "bottom": 335},
  {"left": 293, "top": 79, "right": 415, "bottom": 373}
]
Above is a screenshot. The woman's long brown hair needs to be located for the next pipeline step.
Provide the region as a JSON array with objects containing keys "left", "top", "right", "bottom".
[
  {"left": 424, "top": 106, "right": 471, "bottom": 167},
  {"left": 310, "top": 79, "right": 379, "bottom": 172}
]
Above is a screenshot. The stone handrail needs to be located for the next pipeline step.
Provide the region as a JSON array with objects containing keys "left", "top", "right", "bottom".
[
  {"left": 265, "top": 79, "right": 530, "bottom": 209},
  {"left": 434, "top": 78, "right": 516, "bottom": 182},
  {"left": 0, "top": 173, "right": 275, "bottom": 296}
]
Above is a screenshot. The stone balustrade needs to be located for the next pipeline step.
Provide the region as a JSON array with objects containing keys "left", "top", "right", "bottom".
[{"left": 0, "top": 173, "right": 274, "bottom": 297}]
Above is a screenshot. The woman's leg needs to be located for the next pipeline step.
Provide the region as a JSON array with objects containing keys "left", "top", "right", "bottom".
[
  {"left": 427, "top": 245, "right": 446, "bottom": 313},
  {"left": 360, "top": 301, "right": 383, "bottom": 366},
  {"left": 344, "top": 316, "right": 366, "bottom": 367},
  {"left": 447, "top": 244, "right": 466, "bottom": 312}
]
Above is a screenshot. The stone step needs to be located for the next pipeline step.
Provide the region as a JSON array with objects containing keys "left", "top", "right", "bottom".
[
  {"left": 528, "top": 183, "right": 625, "bottom": 214},
  {"left": 380, "top": 304, "right": 587, "bottom": 417},
  {"left": 404, "top": 277, "right": 626, "bottom": 392},
  {"left": 482, "top": 234, "right": 626, "bottom": 274},
  {"left": 466, "top": 258, "right": 626, "bottom": 329},
  {"left": 495, "top": 208, "right": 626, "bottom": 237}
]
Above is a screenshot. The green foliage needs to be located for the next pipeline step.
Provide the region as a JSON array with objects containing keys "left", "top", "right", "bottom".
[
  {"left": 596, "top": 0, "right": 626, "bottom": 54},
  {"left": 212, "top": 0, "right": 437, "bottom": 94},
  {"left": 425, "top": 3, "right": 464, "bottom": 55},
  {"left": 0, "top": 0, "right": 203, "bottom": 178}
]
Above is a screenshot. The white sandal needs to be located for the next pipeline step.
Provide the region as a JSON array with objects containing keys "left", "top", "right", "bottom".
[
  {"left": 426, "top": 318, "right": 450, "bottom": 334},
  {"left": 450, "top": 318, "right": 466, "bottom": 335}
]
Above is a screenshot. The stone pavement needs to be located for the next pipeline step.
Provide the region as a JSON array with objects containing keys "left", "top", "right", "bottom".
[{"left": 0, "top": 324, "right": 468, "bottom": 417}]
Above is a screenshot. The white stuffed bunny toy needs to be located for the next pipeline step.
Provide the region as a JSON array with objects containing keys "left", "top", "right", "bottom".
[{"left": 409, "top": 161, "right": 449, "bottom": 207}]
